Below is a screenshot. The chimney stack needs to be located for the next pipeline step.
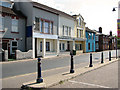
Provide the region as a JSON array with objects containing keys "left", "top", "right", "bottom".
[
  {"left": 110, "top": 31, "right": 112, "bottom": 36},
  {"left": 99, "top": 27, "right": 102, "bottom": 33}
]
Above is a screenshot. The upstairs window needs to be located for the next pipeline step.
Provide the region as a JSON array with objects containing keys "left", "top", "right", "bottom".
[
  {"left": 63, "top": 25, "right": 71, "bottom": 36},
  {"left": 62, "top": 26, "right": 64, "bottom": 35},
  {"left": 0, "top": 16, "right": 4, "bottom": 31},
  {"left": 44, "top": 21, "right": 49, "bottom": 33},
  {"left": 95, "top": 36, "right": 99, "bottom": 41},
  {"left": 35, "top": 17, "right": 39, "bottom": 31},
  {"left": 78, "top": 18, "right": 81, "bottom": 26},
  {"left": 40, "top": 20, "right": 43, "bottom": 33},
  {"left": 65, "top": 26, "right": 68, "bottom": 36},
  {"left": 69, "top": 27, "right": 71, "bottom": 36},
  {"left": 88, "top": 33, "right": 91, "bottom": 39},
  {"left": 12, "top": 18, "right": 18, "bottom": 32},
  {"left": 50, "top": 22, "right": 53, "bottom": 34}
]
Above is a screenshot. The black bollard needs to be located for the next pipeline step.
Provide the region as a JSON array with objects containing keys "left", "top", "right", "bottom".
[
  {"left": 70, "top": 52, "right": 74, "bottom": 73},
  {"left": 109, "top": 51, "right": 111, "bottom": 61},
  {"left": 101, "top": 52, "right": 104, "bottom": 63},
  {"left": 89, "top": 53, "right": 93, "bottom": 67},
  {"left": 36, "top": 58, "right": 43, "bottom": 83}
]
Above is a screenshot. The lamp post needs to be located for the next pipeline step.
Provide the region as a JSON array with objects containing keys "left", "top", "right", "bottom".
[{"left": 116, "top": 38, "right": 117, "bottom": 59}]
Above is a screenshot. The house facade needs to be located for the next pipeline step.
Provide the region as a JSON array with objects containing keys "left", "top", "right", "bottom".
[
  {"left": 73, "top": 14, "right": 86, "bottom": 53},
  {"left": 95, "top": 27, "right": 109, "bottom": 51},
  {"left": 58, "top": 14, "right": 75, "bottom": 53},
  {"left": 95, "top": 28, "right": 116, "bottom": 52},
  {"left": 86, "top": 27, "right": 95, "bottom": 52},
  {"left": 0, "top": 0, "right": 26, "bottom": 60}
]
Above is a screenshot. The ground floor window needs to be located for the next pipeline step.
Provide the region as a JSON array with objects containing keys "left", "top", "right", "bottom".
[
  {"left": 60, "top": 43, "right": 65, "bottom": 51},
  {"left": 88, "top": 43, "right": 90, "bottom": 50},
  {"left": 40, "top": 42, "right": 42, "bottom": 52},
  {"left": 62, "top": 43, "right": 65, "bottom": 50},
  {"left": 92, "top": 43, "right": 94, "bottom": 51},
  {"left": 46, "top": 42, "right": 50, "bottom": 51},
  {"left": 75, "top": 44, "right": 82, "bottom": 50},
  {"left": 40, "top": 41, "right": 50, "bottom": 52},
  {"left": 59, "top": 43, "right": 61, "bottom": 50}
]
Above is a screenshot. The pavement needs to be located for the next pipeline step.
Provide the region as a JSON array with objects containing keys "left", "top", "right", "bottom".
[
  {"left": 52, "top": 59, "right": 119, "bottom": 88},
  {"left": 20, "top": 58, "right": 119, "bottom": 89}
]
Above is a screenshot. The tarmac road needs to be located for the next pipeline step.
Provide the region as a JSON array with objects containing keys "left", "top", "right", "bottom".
[{"left": 2, "top": 50, "right": 119, "bottom": 78}]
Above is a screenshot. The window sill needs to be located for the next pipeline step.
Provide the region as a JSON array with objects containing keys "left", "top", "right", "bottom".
[
  {"left": 0, "top": 31, "right": 5, "bottom": 32},
  {"left": 40, "top": 32, "right": 52, "bottom": 34},
  {"left": 11, "top": 32, "right": 19, "bottom": 34}
]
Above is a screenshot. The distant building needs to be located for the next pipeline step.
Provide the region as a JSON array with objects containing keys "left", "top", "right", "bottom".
[
  {"left": 73, "top": 14, "right": 86, "bottom": 53},
  {"left": 95, "top": 27, "right": 109, "bottom": 51},
  {"left": 95, "top": 27, "right": 116, "bottom": 51},
  {"left": 0, "top": 0, "right": 26, "bottom": 60},
  {"left": 85, "top": 27, "right": 96, "bottom": 52}
]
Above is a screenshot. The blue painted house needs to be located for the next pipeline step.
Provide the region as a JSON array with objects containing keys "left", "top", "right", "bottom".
[{"left": 86, "top": 27, "right": 96, "bottom": 52}]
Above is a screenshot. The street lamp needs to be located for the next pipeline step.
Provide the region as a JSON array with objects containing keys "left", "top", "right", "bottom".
[{"left": 112, "top": 7, "right": 118, "bottom": 12}]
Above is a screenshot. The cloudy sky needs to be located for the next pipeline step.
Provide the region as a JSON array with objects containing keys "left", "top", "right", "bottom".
[{"left": 32, "top": 0, "right": 118, "bottom": 35}]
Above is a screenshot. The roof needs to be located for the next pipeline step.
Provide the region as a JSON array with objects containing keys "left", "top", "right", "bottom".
[
  {"left": 85, "top": 27, "right": 96, "bottom": 33},
  {"left": 72, "top": 14, "right": 84, "bottom": 21},
  {"left": 0, "top": 6, "right": 26, "bottom": 18},
  {"left": 0, "top": 6, "right": 16, "bottom": 15},
  {"left": 31, "top": 1, "right": 75, "bottom": 20}
]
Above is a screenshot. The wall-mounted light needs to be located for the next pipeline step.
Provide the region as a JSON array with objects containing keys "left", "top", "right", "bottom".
[{"left": 20, "top": 38, "right": 23, "bottom": 41}]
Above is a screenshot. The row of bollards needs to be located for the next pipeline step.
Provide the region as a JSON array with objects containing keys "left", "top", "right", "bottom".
[
  {"left": 36, "top": 51, "right": 113, "bottom": 84},
  {"left": 89, "top": 51, "right": 112, "bottom": 67}
]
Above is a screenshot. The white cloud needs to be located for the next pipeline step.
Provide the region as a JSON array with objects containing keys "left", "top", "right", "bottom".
[{"left": 33, "top": 0, "right": 118, "bottom": 35}]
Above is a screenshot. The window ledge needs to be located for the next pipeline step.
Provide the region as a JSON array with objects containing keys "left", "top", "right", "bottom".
[
  {"left": 0, "top": 31, "right": 5, "bottom": 32},
  {"left": 11, "top": 32, "right": 19, "bottom": 34}
]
